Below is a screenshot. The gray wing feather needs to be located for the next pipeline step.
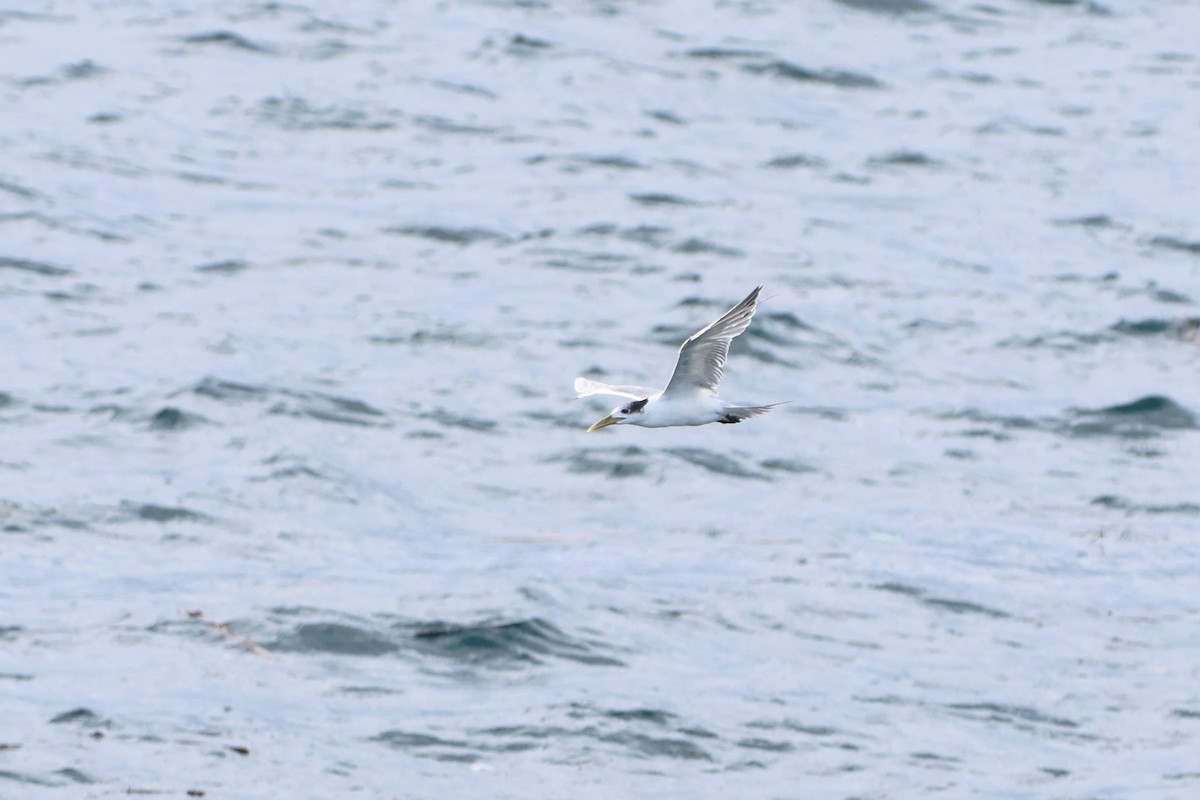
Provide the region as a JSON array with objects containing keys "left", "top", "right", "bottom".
[
  {"left": 662, "top": 286, "right": 762, "bottom": 396},
  {"left": 574, "top": 377, "right": 657, "bottom": 400}
]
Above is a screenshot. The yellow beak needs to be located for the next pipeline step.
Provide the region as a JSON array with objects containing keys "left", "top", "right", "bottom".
[{"left": 587, "top": 415, "right": 621, "bottom": 432}]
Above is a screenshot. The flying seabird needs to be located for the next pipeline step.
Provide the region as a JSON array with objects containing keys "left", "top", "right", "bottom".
[{"left": 576, "top": 286, "right": 781, "bottom": 431}]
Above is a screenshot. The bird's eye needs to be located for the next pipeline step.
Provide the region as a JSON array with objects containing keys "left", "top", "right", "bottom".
[{"left": 620, "top": 406, "right": 629, "bottom": 414}]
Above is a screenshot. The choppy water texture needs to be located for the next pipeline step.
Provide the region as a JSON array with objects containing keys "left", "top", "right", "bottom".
[{"left": 2, "top": 1, "right": 1199, "bottom": 797}]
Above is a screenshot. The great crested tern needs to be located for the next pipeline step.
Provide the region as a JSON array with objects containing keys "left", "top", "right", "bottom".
[{"left": 577, "top": 286, "right": 781, "bottom": 431}]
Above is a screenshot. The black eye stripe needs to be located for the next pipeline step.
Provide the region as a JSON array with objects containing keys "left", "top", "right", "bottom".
[{"left": 628, "top": 398, "right": 648, "bottom": 413}]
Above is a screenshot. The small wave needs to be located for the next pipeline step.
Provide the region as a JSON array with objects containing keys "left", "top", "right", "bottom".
[
  {"left": 375, "top": 703, "right": 715, "bottom": 764},
  {"left": 741, "top": 59, "right": 884, "bottom": 89},
  {"left": 409, "top": 618, "right": 624, "bottom": 668},
  {"left": 384, "top": 224, "right": 508, "bottom": 246},
  {"left": 1054, "top": 214, "right": 1124, "bottom": 229},
  {"left": 629, "top": 192, "right": 697, "bottom": 207},
  {"left": 576, "top": 222, "right": 669, "bottom": 249},
  {"left": 255, "top": 96, "right": 397, "bottom": 131},
  {"left": 874, "top": 582, "right": 1011, "bottom": 619},
  {"left": 121, "top": 501, "right": 212, "bottom": 524},
  {"left": 1148, "top": 234, "right": 1200, "bottom": 255},
  {"left": 759, "top": 458, "right": 818, "bottom": 474},
  {"left": 1090, "top": 495, "right": 1200, "bottom": 516},
  {"left": 546, "top": 446, "right": 650, "bottom": 478},
  {"left": 533, "top": 248, "right": 637, "bottom": 274},
  {"left": 248, "top": 609, "right": 623, "bottom": 669},
  {"left": 0, "top": 256, "right": 73, "bottom": 277},
  {"left": 835, "top": 0, "right": 934, "bottom": 14},
  {"left": 762, "top": 153, "right": 827, "bottom": 169},
  {"left": 944, "top": 702, "right": 1080, "bottom": 732},
  {"left": 507, "top": 33, "right": 553, "bottom": 57},
  {"left": 1068, "top": 396, "right": 1196, "bottom": 438},
  {"left": 191, "top": 377, "right": 388, "bottom": 428},
  {"left": 194, "top": 259, "right": 250, "bottom": 275},
  {"left": 417, "top": 408, "right": 497, "bottom": 433},
  {"left": 272, "top": 622, "right": 400, "bottom": 656},
  {"left": 866, "top": 150, "right": 943, "bottom": 168},
  {"left": 147, "top": 406, "right": 208, "bottom": 431},
  {"left": 413, "top": 115, "right": 498, "bottom": 136},
  {"left": 671, "top": 237, "right": 743, "bottom": 257},
  {"left": 942, "top": 396, "right": 1196, "bottom": 441},
  {"left": 181, "top": 31, "right": 273, "bottom": 53},
  {"left": 49, "top": 708, "right": 111, "bottom": 729},
  {"left": 369, "top": 325, "right": 495, "bottom": 348},
  {"left": 1111, "top": 318, "right": 1200, "bottom": 338},
  {"left": 684, "top": 47, "right": 772, "bottom": 60},
  {"left": 665, "top": 448, "right": 770, "bottom": 481},
  {"left": 996, "top": 330, "right": 1113, "bottom": 351}
]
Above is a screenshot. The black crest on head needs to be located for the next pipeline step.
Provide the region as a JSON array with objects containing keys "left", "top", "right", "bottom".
[{"left": 626, "top": 398, "right": 648, "bottom": 414}]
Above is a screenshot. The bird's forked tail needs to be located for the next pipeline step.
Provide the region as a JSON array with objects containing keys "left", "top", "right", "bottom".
[{"left": 718, "top": 402, "right": 787, "bottom": 424}]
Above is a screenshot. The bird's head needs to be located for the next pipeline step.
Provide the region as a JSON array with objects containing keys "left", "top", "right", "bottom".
[{"left": 587, "top": 397, "right": 648, "bottom": 432}]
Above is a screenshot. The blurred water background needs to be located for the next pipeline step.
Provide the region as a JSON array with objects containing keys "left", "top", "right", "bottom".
[{"left": 2, "top": 0, "right": 1199, "bottom": 797}]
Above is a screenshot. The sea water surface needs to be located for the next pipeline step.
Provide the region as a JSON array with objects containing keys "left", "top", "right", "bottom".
[{"left": 2, "top": 1, "right": 1199, "bottom": 797}]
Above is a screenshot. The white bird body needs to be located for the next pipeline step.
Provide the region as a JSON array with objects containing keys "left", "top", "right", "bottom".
[{"left": 576, "top": 287, "right": 780, "bottom": 431}]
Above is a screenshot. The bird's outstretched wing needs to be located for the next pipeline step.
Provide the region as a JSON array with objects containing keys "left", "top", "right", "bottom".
[
  {"left": 662, "top": 286, "right": 762, "bottom": 397},
  {"left": 574, "top": 376, "right": 657, "bottom": 400}
]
